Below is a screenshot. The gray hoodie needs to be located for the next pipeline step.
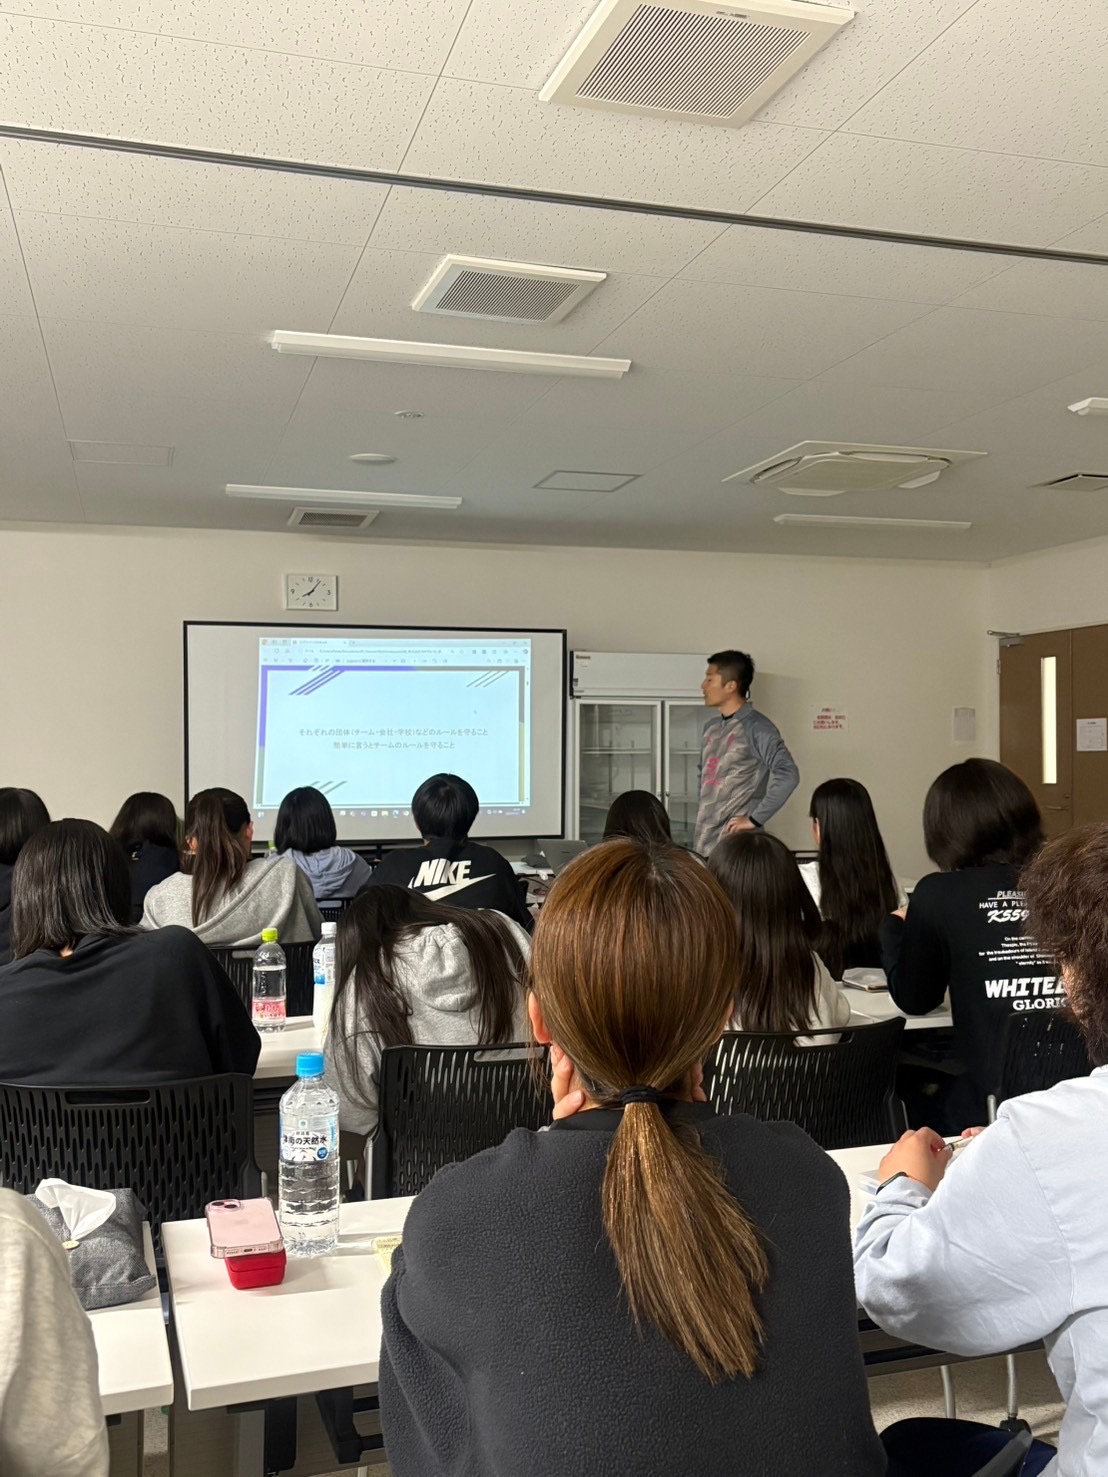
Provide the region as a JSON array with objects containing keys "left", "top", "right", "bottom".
[
  {"left": 141, "top": 855, "right": 321, "bottom": 948},
  {"left": 285, "top": 845, "right": 373, "bottom": 901},
  {"left": 325, "top": 915, "right": 531, "bottom": 1138}
]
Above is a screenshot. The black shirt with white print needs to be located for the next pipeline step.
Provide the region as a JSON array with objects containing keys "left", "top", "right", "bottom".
[
  {"left": 360, "top": 838, "right": 533, "bottom": 932},
  {"left": 880, "top": 862, "right": 1059, "bottom": 1120}
]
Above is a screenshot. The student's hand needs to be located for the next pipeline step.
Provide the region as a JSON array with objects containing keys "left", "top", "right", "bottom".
[
  {"left": 877, "top": 1128, "right": 953, "bottom": 1194},
  {"left": 959, "top": 1126, "right": 987, "bottom": 1140},
  {"left": 723, "top": 816, "right": 756, "bottom": 835},
  {"left": 550, "top": 1043, "right": 586, "bottom": 1121}
]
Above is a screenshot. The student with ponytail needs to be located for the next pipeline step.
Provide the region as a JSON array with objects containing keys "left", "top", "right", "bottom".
[
  {"left": 378, "top": 840, "right": 887, "bottom": 1477},
  {"left": 142, "top": 787, "right": 320, "bottom": 947}
]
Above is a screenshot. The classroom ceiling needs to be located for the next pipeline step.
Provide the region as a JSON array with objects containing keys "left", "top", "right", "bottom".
[{"left": 2, "top": 0, "right": 1108, "bottom": 562}]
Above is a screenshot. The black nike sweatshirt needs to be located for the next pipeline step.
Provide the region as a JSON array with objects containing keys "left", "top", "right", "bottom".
[{"left": 360, "top": 839, "right": 533, "bottom": 931}]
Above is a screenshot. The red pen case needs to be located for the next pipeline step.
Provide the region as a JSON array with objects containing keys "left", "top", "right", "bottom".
[{"left": 225, "top": 1248, "right": 287, "bottom": 1289}]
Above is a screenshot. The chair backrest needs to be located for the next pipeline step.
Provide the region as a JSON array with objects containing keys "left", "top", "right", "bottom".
[
  {"left": 317, "top": 899, "right": 350, "bottom": 927},
  {"left": 0, "top": 1074, "right": 261, "bottom": 1244},
  {"left": 702, "top": 1016, "right": 907, "bottom": 1150},
  {"left": 211, "top": 940, "right": 316, "bottom": 1016},
  {"left": 372, "top": 1044, "right": 550, "bottom": 1199},
  {"left": 994, "top": 1009, "right": 1092, "bottom": 1106}
]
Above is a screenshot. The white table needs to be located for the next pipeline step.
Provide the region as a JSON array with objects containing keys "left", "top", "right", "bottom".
[
  {"left": 254, "top": 1018, "right": 322, "bottom": 1081},
  {"left": 848, "top": 990, "right": 953, "bottom": 1032},
  {"left": 90, "top": 1225, "right": 174, "bottom": 1417}
]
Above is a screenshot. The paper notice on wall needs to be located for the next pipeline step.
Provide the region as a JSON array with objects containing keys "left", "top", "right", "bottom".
[
  {"left": 1076, "top": 718, "right": 1107, "bottom": 752},
  {"left": 812, "top": 706, "right": 847, "bottom": 733},
  {"left": 952, "top": 706, "right": 977, "bottom": 743}
]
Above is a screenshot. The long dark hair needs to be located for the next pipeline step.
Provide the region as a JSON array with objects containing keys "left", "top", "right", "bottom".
[
  {"left": 923, "top": 758, "right": 1043, "bottom": 872},
  {"left": 11, "top": 819, "right": 134, "bottom": 957},
  {"left": 603, "top": 790, "right": 672, "bottom": 846},
  {"left": 182, "top": 788, "right": 252, "bottom": 925},
  {"left": 0, "top": 788, "right": 50, "bottom": 867},
  {"left": 274, "top": 786, "right": 337, "bottom": 855},
  {"left": 331, "top": 885, "right": 525, "bottom": 1094},
  {"left": 707, "top": 831, "right": 821, "bottom": 1033},
  {"left": 810, "top": 779, "right": 899, "bottom": 976},
  {"left": 109, "top": 791, "right": 180, "bottom": 855}
]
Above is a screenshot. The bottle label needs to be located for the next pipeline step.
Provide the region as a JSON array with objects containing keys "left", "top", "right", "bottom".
[
  {"left": 253, "top": 999, "right": 286, "bottom": 1023},
  {"left": 280, "top": 1112, "right": 338, "bottom": 1163}
]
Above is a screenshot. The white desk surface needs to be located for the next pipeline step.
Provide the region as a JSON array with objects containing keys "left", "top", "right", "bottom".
[
  {"left": 89, "top": 1225, "right": 174, "bottom": 1417},
  {"left": 848, "top": 990, "right": 953, "bottom": 1032},
  {"left": 254, "top": 1018, "right": 321, "bottom": 1081}
]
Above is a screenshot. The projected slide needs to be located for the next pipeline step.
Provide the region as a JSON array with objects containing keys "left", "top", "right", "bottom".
[{"left": 254, "top": 634, "right": 530, "bottom": 813}]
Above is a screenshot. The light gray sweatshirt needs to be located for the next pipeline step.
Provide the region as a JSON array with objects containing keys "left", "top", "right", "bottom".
[
  {"left": 695, "top": 703, "right": 799, "bottom": 855},
  {"left": 855, "top": 1068, "right": 1108, "bottom": 1477},
  {"left": 325, "top": 914, "right": 531, "bottom": 1138},
  {"left": 141, "top": 855, "right": 321, "bottom": 947}
]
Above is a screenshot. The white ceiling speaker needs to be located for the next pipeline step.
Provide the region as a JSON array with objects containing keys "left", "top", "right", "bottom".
[
  {"left": 724, "top": 442, "right": 987, "bottom": 496},
  {"left": 287, "top": 507, "right": 380, "bottom": 530},
  {"left": 541, "top": 0, "right": 853, "bottom": 127},
  {"left": 413, "top": 256, "right": 606, "bottom": 325},
  {"left": 268, "top": 331, "right": 630, "bottom": 379},
  {"left": 774, "top": 514, "right": 972, "bottom": 531},
  {"left": 226, "top": 485, "right": 463, "bottom": 510}
]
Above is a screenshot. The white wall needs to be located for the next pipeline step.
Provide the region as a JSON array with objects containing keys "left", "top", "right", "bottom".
[{"left": 0, "top": 523, "right": 989, "bottom": 878}]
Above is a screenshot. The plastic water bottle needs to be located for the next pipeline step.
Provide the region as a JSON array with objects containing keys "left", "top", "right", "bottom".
[
  {"left": 251, "top": 928, "right": 286, "bottom": 1034},
  {"left": 279, "top": 1052, "right": 340, "bottom": 1257},
  {"left": 312, "top": 921, "right": 337, "bottom": 1039}
]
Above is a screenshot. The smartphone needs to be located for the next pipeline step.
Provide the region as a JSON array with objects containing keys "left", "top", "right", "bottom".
[{"left": 205, "top": 1198, "right": 283, "bottom": 1258}]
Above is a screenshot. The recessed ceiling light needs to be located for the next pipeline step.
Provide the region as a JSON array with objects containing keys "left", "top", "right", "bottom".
[
  {"left": 394, "top": 410, "right": 424, "bottom": 420},
  {"left": 1068, "top": 398, "right": 1108, "bottom": 416},
  {"left": 225, "top": 485, "right": 461, "bottom": 510},
  {"left": 774, "top": 513, "right": 971, "bottom": 531},
  {"left": 348, "top": 452, "right": 396, "bottom": 464},
  {"left": 69, "top": 440, "right": 174, "bottom": 466},
  {"left": 534, "top": 470, "right": 641, "bottom": 494},
  {"left": 268, "top": 330, "right": 631, "bottom": 379}
]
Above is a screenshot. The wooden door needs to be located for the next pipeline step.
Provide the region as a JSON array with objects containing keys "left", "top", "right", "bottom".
[
  {"left": 999, "top": 631, "right": 1072, "bottom": 836},
  {"left": 1072, "top": 624, "right": 1108, "bottom": 825}
]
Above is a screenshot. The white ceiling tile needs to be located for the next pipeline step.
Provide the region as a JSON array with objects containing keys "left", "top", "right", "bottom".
[
  {"left": 751, "top": 134, "right": 1108, "bottom": 248},
  {"left": 330, "top": 245, "right": 668, "bottom": 352},
  {"left": 948, "top": 257, "right": 1108, "bottom": 323},
  {"left": 845, "top": 0, "right": 1108, "bottom": 167},
  {"left": 0, "top": 189, "right": 35, "bottom": 312},
  {"left": 520, "top": 369, "right": 800, "bottom": 438},
  {"left": 0, "top": 16, "right": 434, "bottom": 168},
  {"left": 1051, "top": 216, "right": 1108, "bottom": 253},
  {"left": 757, "top": 0, "right": 978, "bottom": 129},
  {"left": 400, "top": 78, "right": 829, "bottom": 213},
  {"left": 368, "top": 185, "right": 725, "bottom": 278},
  {"left": 2, "top": 0, "right": 469, "bottom": 71},
  {"left": 0, "top": 139, "right": 387, "bottom": 245},
  {"left": 680, "top": 222, "right": 1010, "bottom": 304},
  {"left": 443, "top": 0, "right": 599, "bottom": 87},
  {"left": 592, "top": 278, "right": 933, "bottom": 379},
  {"left": 0, "top": 314, "right": 85, "bottom": 521},
  {"left": 16, "top": 213, "right": 361, "bottom": 332}
]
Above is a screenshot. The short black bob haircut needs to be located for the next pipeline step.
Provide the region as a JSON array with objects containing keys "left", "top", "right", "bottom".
[
  {"left": 707, "top": 650, "right": 755, "bottom": 699},
  {"left": 411, "top": 773, "right": 479, "bottom": 843},
  {"left": 109, "top": 791, "right": 179, "bottom": 854},
  {"left": 0, "top": 788, "right": 50, "bottom": 867},
  {"left": 11, "top": 818, "right": 133, "bottom": 958},
  {"left": 274, "top": 786, "right": 338, "bottom": 855},
  {"left": 923, "top": 758, "right": 1043, "bottom": 872}
]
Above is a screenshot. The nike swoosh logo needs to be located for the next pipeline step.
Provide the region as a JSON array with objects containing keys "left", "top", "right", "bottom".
[{"left": 417, "top": 874, "right": 495, "bottom": 900}]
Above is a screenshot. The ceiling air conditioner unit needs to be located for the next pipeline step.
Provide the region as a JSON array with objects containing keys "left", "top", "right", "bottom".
[
  {"left": 287, "top": 508, "right": 380, "bottom": 530},
  {"left": 541, "top": 0, "right": 854, "bottom": 127},
  {"left": 724, "top": 442, "right": 987, "bottom": 496},
  {"left": 412, "top": 256, "right": 606, "bottom": 325}
]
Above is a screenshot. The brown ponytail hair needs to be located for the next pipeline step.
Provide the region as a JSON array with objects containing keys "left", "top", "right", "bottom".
[
  {"left": 182, "top": 788, "right": 252, "bottom": 925},
  {"left": 530, "top": 840, "right": 769, "bottom": 1382}
]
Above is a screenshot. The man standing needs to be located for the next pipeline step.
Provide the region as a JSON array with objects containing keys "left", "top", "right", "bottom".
[{"left": 694, "top": 650, "right": 799, "bottom": 857}]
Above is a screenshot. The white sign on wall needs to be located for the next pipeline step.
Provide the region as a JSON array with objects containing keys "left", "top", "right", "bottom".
[
  {"left": 1076, "top": 718, "right": 1108, "bottom": 753},
  {"left": 812, "top": 705, "right": 848, "bottom": 733}
]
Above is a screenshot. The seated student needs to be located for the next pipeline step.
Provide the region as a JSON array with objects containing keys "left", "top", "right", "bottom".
[
  {"left": 325, "top": 884, "right": 529, "bottom": 1139},
  {"left": 274, "top": 785, "right": 372, "bottom": 901},
  {"left": 0, "top": 788, "right": 50, "bottom": 966},
  {"left": 143, "top": 787, "right": 320, "bottom": 947},
  {"left": 852, "top": 823, "right": 1108, "bottom": 1477},
  {"left": 800, "top": 778, "right": 905, "bottom": 977},
  {"left": 361, "top": 774, "right": 532, "bottom": 931},
  {"left": 708, "top": 830, "right": 850, "bottom": 1033},
  {"left": 378, "top": 841, "right": 888, "bottom": 1477},
  {"left": 0, "top": 1188, "right": 109, "bottom": 1477},
  {"left": 109, "top": 790, "right": 181, "bottom": 923},
  {"left": 0, "top": 819, "right": 259, "bottom": 1083},
  {"left": 880, "top": 758, "right": 1053, "bottom": 1130},
  {"left": 603, "top": 789, "right": 673, "bottom": 846}
]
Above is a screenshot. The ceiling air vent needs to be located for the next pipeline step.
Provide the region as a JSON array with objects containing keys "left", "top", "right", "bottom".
[
  {"left": 412, "top": 256, "right": 606, "bottom": 325},
  {"left": 1038, "top": 473, "right": 1108, "bottom": 491},
  {"left": 287, "top": 508, "right": 380, "bottom": 530},
  {"left": 540, "top": 0, "right": 853, "bottom": 126},
  {"left": 724, "top": 442, "right": 986, "bottom": 497}
]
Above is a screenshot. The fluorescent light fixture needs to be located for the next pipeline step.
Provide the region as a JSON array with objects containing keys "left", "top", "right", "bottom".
[
  {"left": 225, "top": 485, "right": 462, "bottom": 510},
  {"left": 773, "top": 513, "right": 971, "bottom": 530},
  {"left": 348, "top": 452, "right": 396, "bottom": 464},
  {"left": 267, "top": 330, "right": 630, "bottom": 379},
  {"left": 1068, "top": 397, "right": 1108, "bottom": 416}
]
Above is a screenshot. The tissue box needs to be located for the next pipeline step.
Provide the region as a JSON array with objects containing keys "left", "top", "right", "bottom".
[{"left": 225, "top": 1248, "right": 287, "bottom": 1289}]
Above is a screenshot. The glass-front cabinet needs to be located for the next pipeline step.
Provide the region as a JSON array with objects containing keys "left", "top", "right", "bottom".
[
  {"left": 664, "top": 701, "right": 706, "bottom": 848},
  {"left": 576, "top": 701, "right": 661, "bottom": 846}
]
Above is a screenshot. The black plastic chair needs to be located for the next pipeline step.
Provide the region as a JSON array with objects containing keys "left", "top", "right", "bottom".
[
  {"left": 210, "top": 940, "right": 316, "bottom": 1017},
  {"left": 0, "top": 1074, "right": 261, "bottom": 1247},
  {"left": 317, "top": 899, "right": 353, "bottom": 927},
  {"left": 702, "top": 1016, "right": 907, "bottom": 1149},
  {"left": 372, "top": 1044, "right": 550, "bottom": 1198},
  {"left": 990, "top": 1008, "right": 1091, "bottom": 1110}
]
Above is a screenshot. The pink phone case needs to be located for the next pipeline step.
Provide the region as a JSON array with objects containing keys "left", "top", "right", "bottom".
[{"left": 205, "top": 1198, "right": 283, "bottom": 1258}]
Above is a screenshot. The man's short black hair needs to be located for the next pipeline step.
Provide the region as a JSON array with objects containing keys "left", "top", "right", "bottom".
[
  {"left": 411, "top": 774, "right": 480, "bottom": 842},
  {"left": 708, "top": 650, "right": 755, "bottom": 699}
]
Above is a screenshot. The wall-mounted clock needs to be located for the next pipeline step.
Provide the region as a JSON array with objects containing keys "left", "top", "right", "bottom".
[{"left": 284, "top": 573, "right": 338, "bottom": 611}]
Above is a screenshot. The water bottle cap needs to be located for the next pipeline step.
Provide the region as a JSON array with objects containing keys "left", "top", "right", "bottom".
[
  {"left": 321, "top": 921, "right": 337, "bottom": 936},
  {"left": 296, "top": 1052, "right": 325, "bottom": 1078},
  {"left": 261, "top": 928, "right": 279, "bottom": 943}
]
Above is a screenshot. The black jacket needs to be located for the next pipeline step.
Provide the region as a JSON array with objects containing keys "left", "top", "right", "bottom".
[
  {"left": 126, "top": 841, "right": 181, "bottom": 924},
  {"left": 0, "top": 862, "right": 12, "bottom": 966},
  {"left": 380, "top": 1104, "right": 887, "bottom": 1477},
  {"left": 0, "top": 927, "right": 260, "bottom": 1084},
  {"left": 361, "top": 839, "right": 532, "bottom": 931}
]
